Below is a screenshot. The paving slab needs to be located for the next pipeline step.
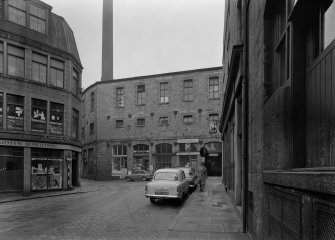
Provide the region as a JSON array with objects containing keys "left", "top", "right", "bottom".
[{"left": 165, "top": 177, "right": 251, "bottom": 240}]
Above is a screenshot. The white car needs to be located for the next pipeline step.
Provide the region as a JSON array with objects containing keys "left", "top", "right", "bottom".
[{"left": 145, "top": 168, "right": 189, "bottom": 204}]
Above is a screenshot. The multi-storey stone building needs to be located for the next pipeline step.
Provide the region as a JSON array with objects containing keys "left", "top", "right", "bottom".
[
  {"left": 81, "top": 67, "right": 223, "bottom": 180},
  {"left": 220, "top": 0, "right": 335, "bottom": 239},
  {"left": 0, "top": 0, "right": 83, "bottom": 193}
]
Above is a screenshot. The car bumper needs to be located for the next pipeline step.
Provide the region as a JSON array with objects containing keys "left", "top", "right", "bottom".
[{"left": 145, "top": 194, "right": 181, "bottom": 199}]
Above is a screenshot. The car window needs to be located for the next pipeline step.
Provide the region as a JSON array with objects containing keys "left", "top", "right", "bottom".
[
  {"left": 181, "top": 171, "right": 186, "bottom": 180},
  {"left": 154, "top": 172, "right": 178, "bottom": 181},
  {"left": 133, "top": 170, "right": 138, "bottom": 174}
]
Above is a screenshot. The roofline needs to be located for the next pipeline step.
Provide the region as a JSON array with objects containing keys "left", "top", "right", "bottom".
[{"left": 83, "top": 66, "right": 223, "bottom": 95}]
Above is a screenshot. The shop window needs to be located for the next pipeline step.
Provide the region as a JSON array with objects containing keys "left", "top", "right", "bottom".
[
  {"left": 50, "top": 58, "right": 64, "bottom": 88},
  {"left": 209, "top": 76, "right": 219, "bottom": 99},
  {"left": 90, "top": 91, "right": 94, "bottom": 111},
  {"left": 8, "top": 0, "right": 26, "bottom": 26},
  {"left": 136, "top": 118, "right": 145, "bottom": 126},
  {"left": 160, "top": 82, "right": 169, "bottom": 103},
  {"left": 159, "top": 117, "right": 169, "bottom": 125},
  {"left": 49, "top": 102, "right": 64, "bottom": 135},
  {"left": 32, "top": 52, "right": 47, "bottom": 84},
  {"left": 133, "top": 144, "right": 149, "bottom": 171},
  {"left": 72, "top": 109, "right": 79, "bottom": 139},
  {"left": 183, "top": 115, "right": 194, "bottom": 124},
  {"left": 179, "top": 143, "right": 197, "bottom": 152},
  {"left": 116, "top": 119, "right": 123, "bottom": 128},
  {"left": 29, "top": 4, "right": 46, "bottom": 34},
  {"left": 89, "top": 123, "right": 94, "bottom": 135},
  {"left": 0, "top": 146, "right": 23, "bottom": 191},
  {"left": 137, "top": 84, "right": 145, "bottom": 105},
  {"left": 31, "top": 98, "right": 47, "bottom": 133},
  {"left": 7, "top": 94, "right": 24, "bottom": 131},
  {"left": 0, "top": 93, "right": 3, "bottom": 129},
  {"left": 112, "top": 145, "right": 127, "bottom": 177},
  {"left": 0, "top": 42, "right": 3, "bottom": 73},
  {"left": 183, "top": 79, "right": 193, "bottom": 102},
  {"left": 116, "top": 87, "right": 124, "bottom": 107},
  {"left": 72, "top": 68, "right": 79, "bottom": 96},
  {"left": 8, "top": 44, "right": 25, "bottom": 78},
  {"left": 31, "top": 149, "right": 63, "bottom": 190}
]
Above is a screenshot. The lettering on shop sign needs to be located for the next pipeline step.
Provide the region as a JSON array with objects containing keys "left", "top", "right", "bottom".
[
  {"left": 0, "top": 140, "right": 57, "bottom": 149},
  {"left": 177, "top": 139, "right": 199, "bottom": 144}
]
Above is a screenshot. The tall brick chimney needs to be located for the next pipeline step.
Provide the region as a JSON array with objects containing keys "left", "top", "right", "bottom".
[{"left": 101, "top": 0, "right": 113, "bottom": 81}]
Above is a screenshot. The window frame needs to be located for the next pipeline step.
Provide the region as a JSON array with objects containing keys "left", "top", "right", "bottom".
[
  {"left": 31, "top": 98, "right": 47, "bottom": 133},
  {"left": 31, "top": 51, "right": 47, "bottom": 84},
  {"left": 50, "top": 58, "right": 64, "bottom": 88},
  {"left": 115, "top": 119, "right": 124, "bottom": 128},
  {"left": 8, "top": 0, "right": 26, "bottom": 26},
  {"left": 29, "top": 3, "right": 46, "bottom": 34},
  {"left": 0, "top": 42, "right": 3, "bottom": 74},
  {"left": 136, "top": 118, "right": 145, "bottom": 127},
  {"left": 136, "top": 84, "right": 145, "bottom": 105},
  {"left": 7, "top": 44, "right": 25, "bottom": 78},
  {"left": 159, "top": 116, "right": 169, "bottom": 126},
  {"left": 183, "top": 115, "right": 194, "bottom": 124},
  {"left": 183, "top": 79, "right": 193, "bottom": 102},
  {"left": 49, "top": 102, "right": 64, "bottom": 135},
  {"left": 6, "top": 93, "right": 24, "bottom": 131},
  {"left": 116, "top": 87, "right": 124, "bottom": 108},
  {"left": 72, "top": 68, "right": 79, "bottom": 96},
  {"left": 208, "top": 76, "right": 219, "bottom": 99},
  {"left": 160, "top": 82, "right": 169, "bottom": 103},
  {"left": 72, "top": 108, "right": 79, "bottom": 140},
  {"left": 90, "top": 92, "right": 94, "bottom": 112},
  {"left": 89, "top": 122, "right": 94, "bottom": 135}
]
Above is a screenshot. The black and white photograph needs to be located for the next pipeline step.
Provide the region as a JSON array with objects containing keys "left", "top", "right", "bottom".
[{"left": 0, "top": 0, "right": 335, "bottom": 239}]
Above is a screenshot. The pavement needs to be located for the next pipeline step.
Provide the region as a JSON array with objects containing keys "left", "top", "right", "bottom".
[
  {"left": 0, "top": 179, "right": 101, "bottom": 204},
  {"left": 0, "top": 177, "right": 251, "bottom": 240},
  {"left": 164, "top": 177, "right": 251, "bottom": 240}
]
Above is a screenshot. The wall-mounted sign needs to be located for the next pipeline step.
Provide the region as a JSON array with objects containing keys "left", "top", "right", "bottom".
[{"left": 177, "top": 139, "right": 199, "bottom": 144}]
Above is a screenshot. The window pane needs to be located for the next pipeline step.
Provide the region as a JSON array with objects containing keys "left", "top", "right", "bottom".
[
  {"left": 50, "top": 102, "right": 64, "bottom": 135},
  {"left": 7, "top": 94, "right": 24, "bottom": 131},
  {"left": 31, "top": 98, "right": 47, "bottom": 133},
  {"left": 0, "top": 93, "right": 3, "bottom": 129},
  {"left": 324, "top": 1, "right": 335, "bottom": 49}
]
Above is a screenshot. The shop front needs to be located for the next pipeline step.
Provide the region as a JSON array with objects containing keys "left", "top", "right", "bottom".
[
  {"left": 0, "top": 140, "right": 81, "bottom": 193},
  {"left": 177, "top": 139, "right": 199, "bottom": 169},
  {"left": 111, "top": 145, "right": 127, "bottom": 179},
  {"left": 133, "top": 144, "right": 149, "bottom": 172}
]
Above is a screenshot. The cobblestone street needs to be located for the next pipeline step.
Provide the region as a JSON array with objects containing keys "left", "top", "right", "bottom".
[{"left": 0, "top": 180, "right": 182, "bottom": 240}]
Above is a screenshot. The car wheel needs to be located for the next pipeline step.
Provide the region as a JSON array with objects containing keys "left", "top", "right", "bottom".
[
  {"left": 142, "top": 177, "right": 147, "bottom": 181},
  {"left": 126, "top": 177, "right": 130, "bottom": 182},
  {"left": 150, "top": 198, "right": 155, "bottom": 204}
]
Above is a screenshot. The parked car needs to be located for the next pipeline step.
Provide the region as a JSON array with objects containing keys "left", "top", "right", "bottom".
[
  {"left": 178, "top": 167, "right": 198, "bottom": 192},
  {"left": 145, "top": 168, "right": 189, "bottom": 205},
  {"left": 125, "top": 170, "right": 153, "bottom": 182}
]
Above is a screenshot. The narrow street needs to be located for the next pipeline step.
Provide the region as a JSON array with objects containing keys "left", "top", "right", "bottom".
[{"left": 0, "top": 181, "right": 183, "bottom": 240}]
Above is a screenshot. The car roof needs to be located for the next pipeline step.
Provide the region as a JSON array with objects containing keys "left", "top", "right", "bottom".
[{"left": 155, "top": 168, "right": 181, "bottom": 173}]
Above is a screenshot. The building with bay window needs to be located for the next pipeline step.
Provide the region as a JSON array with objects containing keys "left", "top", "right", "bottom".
[
  {"left": 81, "top": 67, "right": 223, "bottom": 180},
  {"left": 220, "top": 0, "right": 335, "bottom": 239},
  {"left": 0, "top": 0, "right": 82, "bottom": 193}
]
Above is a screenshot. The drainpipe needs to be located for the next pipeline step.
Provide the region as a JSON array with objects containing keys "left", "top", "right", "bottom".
[{"left": 242, "top": 0, "right": 249, "bottom": 233}]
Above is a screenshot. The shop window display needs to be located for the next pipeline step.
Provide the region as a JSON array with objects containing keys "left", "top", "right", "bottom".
[{"left": 31, "top": 149, "right": 63, "bottom": 190}]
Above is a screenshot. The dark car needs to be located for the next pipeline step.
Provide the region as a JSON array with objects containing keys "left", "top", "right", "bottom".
[
  {"left": 178, "top": 167, "right": 198, "bottom": 192},
  {"left": 125, "top": 170, "right": 153, "bottom": 182}
]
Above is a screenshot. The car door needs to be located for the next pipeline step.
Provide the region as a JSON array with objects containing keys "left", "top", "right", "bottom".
[
  {"left": 180, "top": 171, "right": 188, "bottom": 194},
  {"left": 132, "top": 170, "right": 140, "bottom": 180}
]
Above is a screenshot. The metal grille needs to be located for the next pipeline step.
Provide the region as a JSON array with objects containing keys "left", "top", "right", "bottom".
[{"left": 313, "top": 200, "right": 335, "bottom": 240}]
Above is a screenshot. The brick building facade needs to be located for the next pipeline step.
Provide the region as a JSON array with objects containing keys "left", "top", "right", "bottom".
[
  {"left": 220, "top": 0, "right": 335, "bottom": 239},
  {"left": 0, "top": 0, "right": 82, "bottom": 193},
  {"left": 81, "top": 67, "right": 223, "bottom": 180}
]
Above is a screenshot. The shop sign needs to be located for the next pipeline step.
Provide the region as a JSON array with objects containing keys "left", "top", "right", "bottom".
[
  {"left": 209, "top": 123, "right": 218, "bottom": 134},
  {"left": 177, "top": 139, "right": 199, "bottom": 144},
  {"left": 176, "top": 152, "right": 199, "bottom": 156},
  {"left": 0, "top": 140, "right": 81, "bottom": 152}
]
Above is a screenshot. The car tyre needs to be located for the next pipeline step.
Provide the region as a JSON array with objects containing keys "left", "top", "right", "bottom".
[
  {"left": 142, "top": 177, "right": 147, "bottom": 181},
  {"left": 150, "top": 198, "right": 156, "bottom": 204},
  {"left": 126, "top": 177, "right": 130, "bottom": 182}
]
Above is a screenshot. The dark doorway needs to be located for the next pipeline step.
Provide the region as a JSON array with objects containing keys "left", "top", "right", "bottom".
[{"left": 206, "top": 153, "right": 222, "bottom": 176}]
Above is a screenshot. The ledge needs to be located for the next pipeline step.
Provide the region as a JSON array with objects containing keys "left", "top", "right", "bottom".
[{"left": 263, "top": 170, "right": 335, "bottom": 196}]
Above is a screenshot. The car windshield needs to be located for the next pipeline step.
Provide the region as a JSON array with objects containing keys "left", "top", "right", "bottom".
[
  {"left": 154, "top": 172, "right": 178, "bottom": 181},
  {"left": 181, "top": 169, "right": 193, "bottom": 177}
]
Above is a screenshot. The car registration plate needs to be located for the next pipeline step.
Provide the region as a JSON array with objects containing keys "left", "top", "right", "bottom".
[{"left": 155, "top": 191, "right": 168, "bottom": 195}]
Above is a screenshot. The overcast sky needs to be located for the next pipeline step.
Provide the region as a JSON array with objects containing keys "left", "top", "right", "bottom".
[{"left": 43, "top": 0, "right": 225, "bottom": 89}]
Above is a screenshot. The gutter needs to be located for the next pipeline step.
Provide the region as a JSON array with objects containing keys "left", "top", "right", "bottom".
[{"left": 242, "top": 0, "right": 250, "bottom": 233}]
